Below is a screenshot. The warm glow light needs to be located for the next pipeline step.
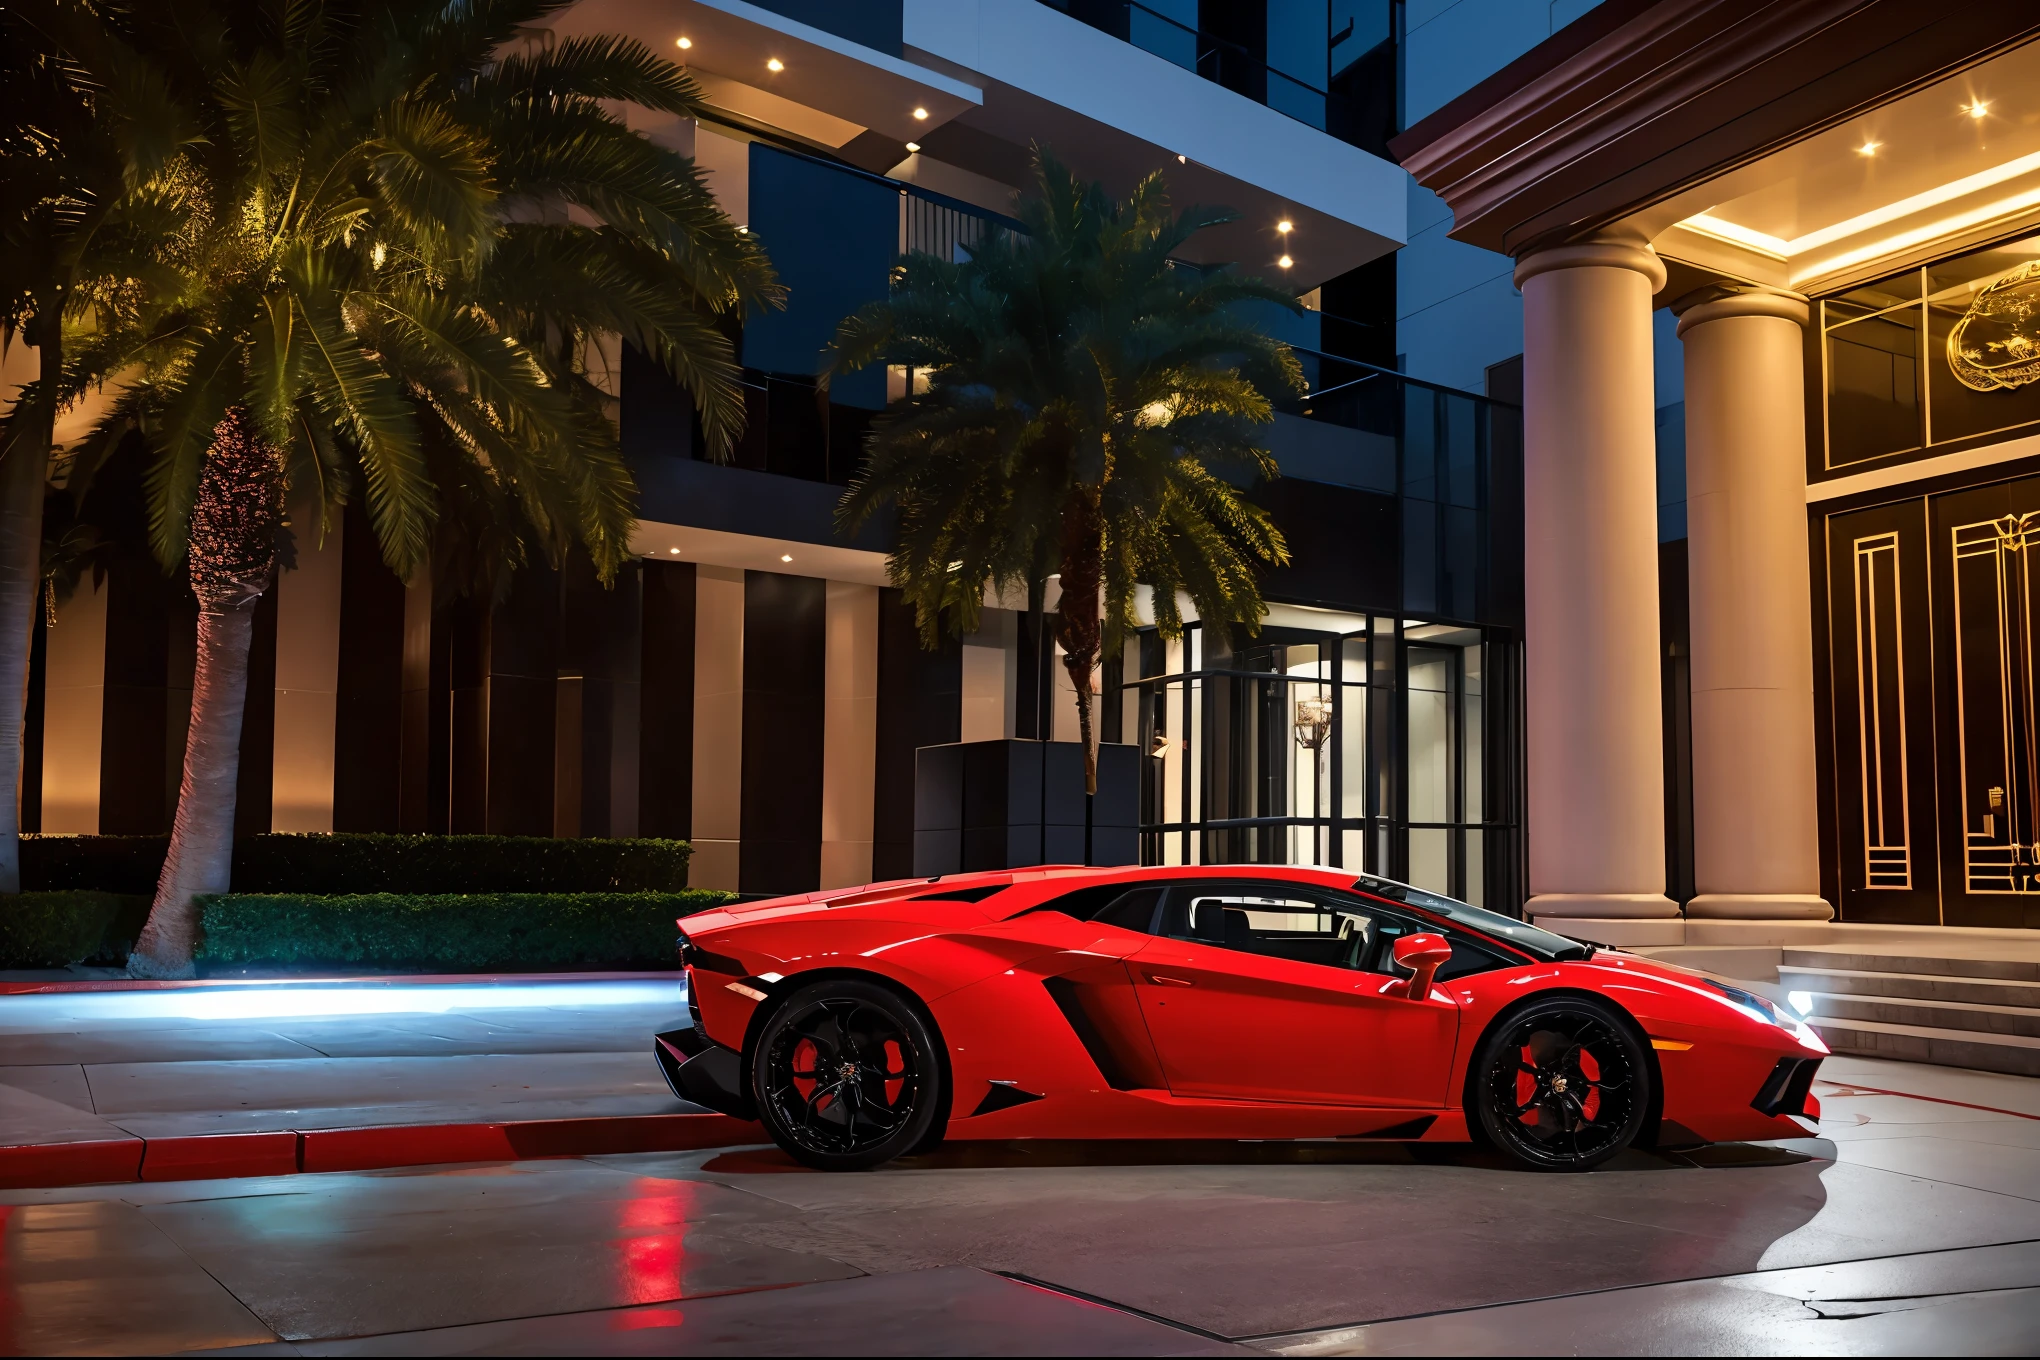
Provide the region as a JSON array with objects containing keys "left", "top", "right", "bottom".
[
  {"left": 1176, "top": 154, "right": 1187, "bottom": 163},
  {"left": 1856, "top": 139, "right": 1881, "bottom": 156},
  {"left": 1966, "top": 99, "right": 1990, "bottom": 120},
  {"left": 780, "top": 553, "right": 793, "bottom": 562},
  {"left": 676, "top": 36, "right": 691, "bottom": 49},
  {"left": 904, "top": 142, "right": 921, "bottom": 153},
  {"left": 1277, "top": 254, "right": 1293, "bottom": 269},
  {"left": 766, "top": 57, "right": 784, "bottom": 72},
  {"left": 912, "top": 107, "right": 929, "bottom": 120},
  {"left": 669, "top": 548, "right": 681, "bottom": 554},
  {"left": 1277, "top": 220, "right": 1293, "bottom": 233}
]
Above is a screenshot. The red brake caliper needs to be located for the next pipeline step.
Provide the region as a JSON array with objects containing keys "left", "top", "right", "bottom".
[{"left": 1579, "top": 1048, "right": 1602, "bottom": 1121}]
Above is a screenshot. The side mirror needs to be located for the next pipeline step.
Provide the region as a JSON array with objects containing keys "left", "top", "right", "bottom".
[{"left": 1390, "top": 932, "right": 1453, "bottom": 1000}]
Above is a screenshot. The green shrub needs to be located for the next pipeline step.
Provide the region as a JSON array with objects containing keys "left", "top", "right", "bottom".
[
  {"left": 197, "top": 891, "right": 734, "bottom": 970},
  {"left": 0, "top": 892, "right": 151, "bottom": 967},
  {"left": 23, "top": 833, "right": 694, "bottom": 894}
]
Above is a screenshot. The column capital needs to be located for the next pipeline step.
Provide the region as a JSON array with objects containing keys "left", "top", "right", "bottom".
[
  {"left": 1512, "top": 240, "right": 1667, "bottom": 292},
  {"left": 1672, "top": 284, "right": 1809, "bottom": 337}
]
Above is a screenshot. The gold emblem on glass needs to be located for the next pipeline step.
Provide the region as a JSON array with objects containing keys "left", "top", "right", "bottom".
[{"left": 1948, "top": 260, "right": 2040, "bottom": 393}]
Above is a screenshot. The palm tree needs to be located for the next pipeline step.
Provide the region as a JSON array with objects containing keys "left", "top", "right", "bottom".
[
  {"left": 21, "top": 0, "right": 779, "bottom": 976},
  {"left": 0, "top": 1, "right": 198, "bottom": 893},
  {"left": 828, "top": 153, "right": 1302, "bottom": 796}
]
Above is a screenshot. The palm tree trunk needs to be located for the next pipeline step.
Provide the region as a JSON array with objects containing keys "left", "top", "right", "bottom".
[
  {"left": 0, "top": 348, "right": 51, "bottom": 896},
  {"left": 1056, "top": 494, "right": 1103, "bottom": 796},
  {"left": 128, "top": 596, "right": 258, "bottom": 978}
]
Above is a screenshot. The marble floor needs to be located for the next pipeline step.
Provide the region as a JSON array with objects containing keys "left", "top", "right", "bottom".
[{"left": 0, "top": 1055, "right": 2033, "bottom": 1355}]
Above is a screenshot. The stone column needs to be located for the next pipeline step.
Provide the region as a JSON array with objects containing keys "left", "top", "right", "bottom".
[
  {"left": 1514, "top": 240, "right": 1679, "bottom": 928},
  {"left": 1675, "top": 288, "right": 1832, "bottom": 922}
]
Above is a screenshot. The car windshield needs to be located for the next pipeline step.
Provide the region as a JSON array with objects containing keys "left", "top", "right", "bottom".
[{"left": 1348, "top": 875, "right": 1592, "bottom": 961}]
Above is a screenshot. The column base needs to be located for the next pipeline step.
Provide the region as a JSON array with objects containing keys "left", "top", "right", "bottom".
[
  {"left": 1526, "top": 893, "right": 1681, "bottom": 919},
  {"left": 1685, "top": 893, "right": 1832, "bottom": 921}
]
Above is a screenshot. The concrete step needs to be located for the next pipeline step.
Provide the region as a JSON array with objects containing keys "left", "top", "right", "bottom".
[
  {"left": 1780, "top": 948, "right": 2040, "bottom": 983},
  {"left": 1778, "top": 965, "right": 2040, "bottom": 1010},
  {"left": 1808, "top": 1015, "right": 2040, "bottom": 1078},
  {"left": 1795, "top": 989, "right": 2040, "bottom": 1039}
]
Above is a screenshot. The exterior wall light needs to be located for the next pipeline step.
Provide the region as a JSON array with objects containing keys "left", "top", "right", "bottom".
[
  {"left": 781, "top": 553, "right": 794, "bottom": 562},
  {"left": 1967, "top": 99, "right": 1990, "bottom": 119},
  {"left": 669, "top": 548, "right": 681, "bottom": 554},
  {"left": 1278, "top": 255, "right": 1293, "bottom": 269},
  {"left": 905, "top": 142, "right": 921, "bottom": 152},
  {"left": 913, "top": 107, "right": 929, "bottom": 120},
  {"left": 676, "top": 36, "right": 691, "bottom": 50},
  {"left": 1857, "top": 139, "right": 1881, "bottom": 156},
  {"left": 767, "top": 57, "right": 785, "bottom": 72},
  {"left": 1277, "top": 220, "right": 1293, "bottom": 233}
]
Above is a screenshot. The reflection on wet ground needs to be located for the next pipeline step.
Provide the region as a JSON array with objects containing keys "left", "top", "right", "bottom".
[{"left": 0, "top": 1055, "right": 2035, "bottom": 1356}]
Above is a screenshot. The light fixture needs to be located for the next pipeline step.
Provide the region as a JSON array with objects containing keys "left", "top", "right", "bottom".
[
  {"left": 675, "top": 36, "right": 691, "bottom": 50},
  {"left": 766, "top": 57, "right": 784, "bottom": 72},
  {"left": 736, "top": 225, "right": 748, "bottom": 234},
  {"left": 1856, "top": 139, "right": 1881, "bottom": 156},
  {"left": 904, "top": 141, "right": 921, "bottom": 153},
  {"left": 1967, "top": 98, "right": 1990, "bottom": 120},
  {"left": 669, "top": 548, "right": 681, "bottom": 554},
  {"left": 1293, "top": 695, "right": 1334, "bottom": 752},
  {"left": 780, "top": 553, "right": 793, "bottom": 562},
  {"left": 1176, "top": 154, "right": 1186, "bottom": 163},
  {"left": 1277, "top": 254, "right": 1293, "bottom": 269},
  {"left": 912, "top": 106, "right": 929, "bottom": 120},
  {"left": 1277, "top": 219, "right": 1293, "bottom": 233}
]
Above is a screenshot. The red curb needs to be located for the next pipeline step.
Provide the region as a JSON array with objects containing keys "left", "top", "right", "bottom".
[
  {"left": 0, "top": 1138, "right": 144, "bottom": 1190},
  {"left": 141, "top": 1131, "right": 301, "bottom": 1182},
  {"left": 0, "top": 971, "right": 680, "bottom": 996},
  {"left": 0, "top": 1114, "right": 760, "bottom": 1190}
]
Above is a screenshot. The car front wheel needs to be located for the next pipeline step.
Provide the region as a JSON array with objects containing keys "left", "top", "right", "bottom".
[
  {"left": 750, "top": 979, "right": 944, "bottom": 1171},
  {"left": 1472, "top": 995, "right": 1651, "bottom": 1172}
]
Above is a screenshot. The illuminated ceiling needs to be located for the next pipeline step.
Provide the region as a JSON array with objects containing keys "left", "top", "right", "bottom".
[{"left": 1651, "top": 37, "right": 2040, "bottom": 296}]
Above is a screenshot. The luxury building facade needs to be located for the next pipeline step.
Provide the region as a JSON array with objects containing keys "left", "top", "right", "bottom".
[
  {"left": 1399, "top": 0, "right": 2040, "bottom": 943},
  {"left": 22, "top": 0, "right": 1534, "bottom": 902}
]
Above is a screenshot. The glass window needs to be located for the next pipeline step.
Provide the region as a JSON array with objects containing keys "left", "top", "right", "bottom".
[
  {"left": 1162, "top": 888, "right": 1379, "bottom": 971},
  {"left": 1826, "top": 306, "right": 1923, "bottom": 465}
]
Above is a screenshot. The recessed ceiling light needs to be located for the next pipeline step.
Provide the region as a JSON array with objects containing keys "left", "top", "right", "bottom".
[
  {"left": 780, "top": 553, "right": 793, "bottom": 563},
  {"left": 1277, "top": 220, "right": 1293, "bottom": 233},
  {"left": 766, "top": 57, "right": 784, "bottom": 72},
  {"left": 676, "top": 36, "right": 691, "bottom": 50},
  {"left": 912, "top": 107, "right": 929, "bottom": 120},
  {"left": 1966, "top": 99, "right": 1990, "bottom": 119},
  {"left": 1856, "top": 139, "right": 1881, "bottom": 156},
  {"left": 669, "top": 548, "right": 681, "bottom": 554},
  {"left": 905, "top": 141, "right": 921, "bottom": 153},
  {"left": 1278, "top": 255, "right": 1293, "bottom": 269}
]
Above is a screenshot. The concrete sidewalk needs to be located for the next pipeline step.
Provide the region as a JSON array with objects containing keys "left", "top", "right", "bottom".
[{"left": 0, "top": 976, "right": 755, "bottom": 1186}]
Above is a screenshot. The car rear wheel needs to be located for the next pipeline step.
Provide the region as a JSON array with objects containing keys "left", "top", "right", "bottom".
[
  {"left": 1472, "top": 995, "right": 1650, "bottom": 1172},
  {"left": 751, "top": 979, "right": 943, "bottom": 1172}
]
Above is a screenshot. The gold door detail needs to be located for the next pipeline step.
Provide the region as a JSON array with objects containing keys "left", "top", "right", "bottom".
[
  {"left": 1853, "top": 533, "right": 1912, "bottom": 888},
  {"left": 1951, "top": 513, "right": 2040, "bottom": 893}
]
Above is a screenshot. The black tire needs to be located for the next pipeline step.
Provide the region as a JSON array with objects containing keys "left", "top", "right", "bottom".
[
  {"left": 749, "top": 979, "right": 944, "bottom": 1172},
  {"left": 1471, "top": 994, "right": 1652, "bottom": 1172}
]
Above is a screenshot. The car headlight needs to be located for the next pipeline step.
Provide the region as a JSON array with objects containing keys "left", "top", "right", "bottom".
[{"left": 1705, "top": 980, "right": 1827, "bottom": 1052}]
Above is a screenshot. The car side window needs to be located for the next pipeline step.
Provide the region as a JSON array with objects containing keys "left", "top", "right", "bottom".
[
  {"left": 1026, "top": 882, "right": 1167, "bottom": 933},
  {"left": 1159, "top": 887, "right": 1378, "bottom": 971}
]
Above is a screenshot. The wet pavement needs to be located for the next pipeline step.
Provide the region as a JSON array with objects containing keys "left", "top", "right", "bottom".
[{"left": 0, "top": 1054, "right": 2034, "bottom": 1355}]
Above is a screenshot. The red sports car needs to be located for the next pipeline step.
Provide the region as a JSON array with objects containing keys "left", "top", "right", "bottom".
[{"left": 654, "top": 865, "right": 1827, "bottom": 1172}]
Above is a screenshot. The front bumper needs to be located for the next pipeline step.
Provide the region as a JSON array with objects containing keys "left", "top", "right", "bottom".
[
  {"left": 654, "top": 1027, "right": 754, "bottom": 1120},
  {"left": 1751, "top": 1055, "right": 1822, "bottom": 1119}
]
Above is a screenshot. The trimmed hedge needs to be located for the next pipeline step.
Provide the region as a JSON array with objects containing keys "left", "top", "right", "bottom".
[
  {"left": 0, "top": 892, "right": 150, "bottom": 968},
  {"left": 23, "top": 833, "right": 694, "bottom": 895},
  {"left": 198, "top": 891, "right": 734, "bottom": 970}
]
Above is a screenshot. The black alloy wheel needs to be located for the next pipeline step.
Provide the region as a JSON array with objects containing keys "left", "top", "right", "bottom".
[
  {"left": 1472, "top": 995, "right": 1651, "bottom": 1172},
  {"left": 751, "top": 979, "right": 944, "bottom": 1171}
]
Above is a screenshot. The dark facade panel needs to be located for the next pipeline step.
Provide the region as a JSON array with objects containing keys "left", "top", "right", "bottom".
[
  {"left": 1254, "top": 478, "right": 1399, "bottom": 613},
  {"left": 640, "top": 561, "right": 697, "bottom": 840},
  {"left": 98, "top": 554, "right": 194, "bottom": 835},
  {"left": 739, "top": 571, "right": 827, "bottom": 895},
  {"left": 333, "top": 506, "right": 406, "bottom": 831},
  {"left": 233, "top": 585, "right": 278, "bottom": 838},
  {"left": 630, "top": 456, "right": 891, "bottom": 552},
  {"left": 875, "top": 587, "right": 961, "bottom": 879}
]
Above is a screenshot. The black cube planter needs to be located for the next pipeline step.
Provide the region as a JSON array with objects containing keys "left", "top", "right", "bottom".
[{"left": 913, "top": 739, "right": 1138, "bottom": 875}]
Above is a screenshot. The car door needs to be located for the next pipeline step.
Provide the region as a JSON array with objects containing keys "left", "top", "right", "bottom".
[{"left": 1129, "top": 883, "right": 1459, "bottom": 1107}]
